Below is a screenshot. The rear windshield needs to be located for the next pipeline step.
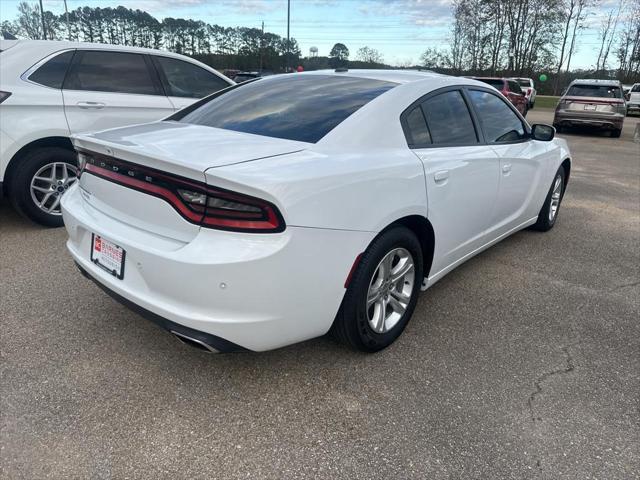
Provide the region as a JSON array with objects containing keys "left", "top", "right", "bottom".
[
  {"left": 477, "top": 78, "right": 504, "bottom": 89},
  {"left": 567, "top": 84, "right": 622, "bottom": 98},
  {"left": 515, "top": 79, "right": 531, "bottom": 87},
  {"left": 178, "top": 74, "right": 396, "bottom": 143}
]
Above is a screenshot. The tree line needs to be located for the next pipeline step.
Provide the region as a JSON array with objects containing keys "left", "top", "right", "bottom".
[
  {"left": 421, "top": 0, "right": 640, "bottom": 92},
  {"left": 1, "top": 2, "right": 303, "bottom": 72}
]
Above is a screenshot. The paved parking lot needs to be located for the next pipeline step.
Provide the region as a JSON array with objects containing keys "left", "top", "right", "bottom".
[{"left": 1, "top": 110, "right": 639, "bottom": 479}]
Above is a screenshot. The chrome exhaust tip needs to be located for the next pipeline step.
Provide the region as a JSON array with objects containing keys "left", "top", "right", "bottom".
[{"left": 170, "top": 330, "right": 219, "bottom": 353}]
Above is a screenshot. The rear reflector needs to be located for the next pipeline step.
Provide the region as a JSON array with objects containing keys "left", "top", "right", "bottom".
[{"left": 78, "top": 150, "right": 285, "bottom": 233}]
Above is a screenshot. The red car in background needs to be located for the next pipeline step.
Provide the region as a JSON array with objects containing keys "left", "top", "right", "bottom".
[{"left": 472, "top": 77, "right": 528, "bottom": 116}]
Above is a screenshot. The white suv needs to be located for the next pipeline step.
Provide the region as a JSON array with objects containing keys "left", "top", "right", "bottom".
[{"left": 0, "top": 40, "right": 234, "bottom": 226}]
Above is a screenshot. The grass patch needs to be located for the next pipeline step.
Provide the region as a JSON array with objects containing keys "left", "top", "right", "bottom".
[{"left": 535, "top": 96, "right": 559, "bottom": 109}]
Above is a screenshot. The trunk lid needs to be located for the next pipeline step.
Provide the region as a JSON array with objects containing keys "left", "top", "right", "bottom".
[{"left": 72, "top": 121, "right": 307, "bottom": 241}]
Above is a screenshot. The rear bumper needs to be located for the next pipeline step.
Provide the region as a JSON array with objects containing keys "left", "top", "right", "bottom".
[
  {"left": 61, "top": 183, "right": 372, "bottom": 352},
  {"left": 627, "top": 103, "right": 640, "bottom": 114},
  {"left": 554, "top": 112, "right": 624, "bottom": 129}
]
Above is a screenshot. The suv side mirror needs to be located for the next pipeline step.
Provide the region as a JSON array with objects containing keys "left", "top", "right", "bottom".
[{"left": 531, "top": 124, "right": 555, "bottom": 141}]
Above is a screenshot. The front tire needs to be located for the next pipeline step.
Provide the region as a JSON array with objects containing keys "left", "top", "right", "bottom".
[
  {"left": 332, "top": 226, "right": 424, "bottom": 352},
  {"left": 9, "top": 147, "right": 78, "bottom": 227},
  {"left": 531, "top": 167, "right": 565, "bottom": 232}
]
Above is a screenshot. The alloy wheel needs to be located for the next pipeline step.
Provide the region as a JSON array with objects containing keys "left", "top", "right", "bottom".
[
  {"left": 30, "top": 162, "right": 78, "bottom": 216},
  {"left": 366, "top": 247, "right": 415, "bottom": 334},
  {"left": 548, "top": 174, "right": 563, "bottom": 222}
]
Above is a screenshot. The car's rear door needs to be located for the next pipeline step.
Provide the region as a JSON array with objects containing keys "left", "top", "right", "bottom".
[
  {"left": 404, "top": 87, "right": 500, "bottom": 276},
  {"left": 466, "top": 87, "right": 553, "bottom": 235},
  {"left": 150, "top": 56, "right": 232, "bottom": 110},
  {"left": 62, "top": 50, "right": 174, "bottom": 134}
]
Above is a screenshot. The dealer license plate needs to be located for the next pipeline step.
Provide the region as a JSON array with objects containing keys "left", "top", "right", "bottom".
[
  {"left": 91, "top": 234, "right": 126, "bottom": 279},
  {"left": 584, "top": 104, "right": 597, "bottom": 111}
]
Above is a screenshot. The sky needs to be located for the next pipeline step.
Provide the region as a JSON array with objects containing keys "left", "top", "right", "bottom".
[{"left": 0, "top": 0, "right": 625, "bottom": 69}]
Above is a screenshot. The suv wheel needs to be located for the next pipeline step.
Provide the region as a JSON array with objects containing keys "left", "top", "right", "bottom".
[
  {"left": 9, "top": 147, "right": 78, "bottom": 227},
  {"left": 611, "top": 128, "right": 622, "bottom": 138}
]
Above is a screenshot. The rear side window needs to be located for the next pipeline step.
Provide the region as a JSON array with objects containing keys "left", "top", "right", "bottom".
[
  {"left": 508, "top": 81, "right": 523, "bottom": 94},
  {"left": 178, "top": 75, "right": 395, "bottom": 143},
  {"left": 468, "top": 89, "right": 526, "bottom": 143},
  {"left": 421, "top": 90, "right": 477, "bottom": 145},
  {"left": 404, "top": 107, "right": 431, "bottom": 145},
  {"left": 65, "top": 51, "right": 158, "bottom": 95},
  {"left": 28, "top": 50, "right": 75, "bottom": 89},
  {"left": 155, "top": 57, "right": 230, "bottom": 98},
  {"left": 567, "top": 84, "right": 622, "bottom": 98}
]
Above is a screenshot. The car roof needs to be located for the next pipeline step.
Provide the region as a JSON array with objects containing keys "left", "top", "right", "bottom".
[
  {"left": 3, "top": 39, "right": 199, "bottom": 59},
  {"left": 569, "top": 78, "right": 621, "bottom": 87},
  {"left": 299, "top": 69, "right": 446, "bottom": 84}
]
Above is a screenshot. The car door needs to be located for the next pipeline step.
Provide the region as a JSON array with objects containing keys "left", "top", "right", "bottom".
[
  {"left": 62, "top": 50, "right": 174, "bottom": 134},
  {"left": 151, "top": 56, "right": 232, "bottom": 110},
  {"left": 466, "top": 88, "right": 553, "bottom": 236},
  {"left": 403, "top": 88, "right": 500, "bottom": 277}
]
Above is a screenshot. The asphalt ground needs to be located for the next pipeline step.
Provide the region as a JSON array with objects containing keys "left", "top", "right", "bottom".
[{"left": 1, "top": 110, "right": 639, "bottom": 479}]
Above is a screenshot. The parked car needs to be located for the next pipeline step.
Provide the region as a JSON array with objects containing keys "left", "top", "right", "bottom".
[
  {"left": 0, "top": 40, "right": 234, "bottom": 227},
  {"left": 626, "top": 83, "right": 640, "bottom": 116},
  {"left": 232, "top": 71, "right": 274, "bottom": 83},
  {"left": 61, "top": 70, "right": 571, "bottom": 353},
  {"left": 512, "top": 77, "right": 536, "bottom": 108},
  {"left": 472, "top": 77, "right": 528, "bottom": 116},
  {"left": 553, "top": 79, "right": 626, "bottom": 137}
]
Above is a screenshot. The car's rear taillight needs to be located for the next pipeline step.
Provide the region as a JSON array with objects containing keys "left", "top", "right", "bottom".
[
  {"left": 78, "top": 150, "right": 285, "bottom": 233},
  {"left": 0, "top": 91, "right": 11, "bottom": 104}
]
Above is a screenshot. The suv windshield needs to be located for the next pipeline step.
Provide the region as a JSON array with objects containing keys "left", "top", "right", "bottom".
[
  {"left": 178, "top": 74, "right": 396, "bottom": 143},
  {"left": 632, "top": 84, "right": 640, "bottom": 93},
  {"left": 567, "top": 84, "right": 622, "bottom": 98}
]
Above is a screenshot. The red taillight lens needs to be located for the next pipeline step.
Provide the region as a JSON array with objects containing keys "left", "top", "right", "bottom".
[
  {"left": 79, "top": 150, "right": 285, "bottom": 233},
  {"left": 0, "top": 91, "right": 12, "bottom": 104}
]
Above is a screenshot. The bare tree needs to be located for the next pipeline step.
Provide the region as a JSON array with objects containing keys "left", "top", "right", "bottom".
[{"left": 596, "top": 2, "right": 624, "bottom": 72}]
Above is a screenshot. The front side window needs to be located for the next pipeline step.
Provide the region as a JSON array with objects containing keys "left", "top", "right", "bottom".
[
  {"left": 468, "top": 89, "right": 526, "bottom": 143},
  {"left": 421, "top": 90, "right": 477, "bottom": 145},
  {"left": 567, "top": 84, "right": 622, "bottom": 98},
  {"left": 29, "top": 50, "right": 75, "bottom": 89},
  {"left": 65, "top": 51, "right": 157, "bottom": 95},
  {"left": 178, "top": 75, "right": 396, "bottom": 143},
  {"left": 155, "top": 57, "right": 230, "bottom": 98}
]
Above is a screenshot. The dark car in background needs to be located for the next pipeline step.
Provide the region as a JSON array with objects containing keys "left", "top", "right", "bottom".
[
  {"left": 553, "top": 79, "right": 626, "bottom": 137},
  {"left": 472, "top": 77, "right": 528, "bottom": 116}
]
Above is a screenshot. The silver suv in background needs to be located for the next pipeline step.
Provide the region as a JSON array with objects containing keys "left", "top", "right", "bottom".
[{"left": 553, "top": 79, "right": 626, "bottom": 138}]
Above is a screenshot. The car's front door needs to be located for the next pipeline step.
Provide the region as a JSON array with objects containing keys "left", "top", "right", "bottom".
[
  {"left": 151, "top": 56, "right": 232, "bottom": 110},
  {"left": 466, "top": 88, "right": 553, "bottom": 236},
  {"left": 403, "top": 88, "right": 500, "bottom": 278},
  {"left": 62, "top": 50, "right": 174, "bottom": 134}
]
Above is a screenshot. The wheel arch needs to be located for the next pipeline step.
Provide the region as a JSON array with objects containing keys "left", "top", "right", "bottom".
[
  {"left": 3, "top": 136, "right": 75, "bottom": 197},
  {"left": 560, "top": 157, "right": 571, "bottom": 190},
  {"left": 382, "top": 215, "right": 435, "bottom": 279}
]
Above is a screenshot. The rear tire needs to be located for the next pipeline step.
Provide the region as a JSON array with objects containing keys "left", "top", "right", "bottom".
[
  {"left": 9, "top": 147, "right": 78, "bottom": 227},
  {"left": 332, "top": 226, "right": 424, "bottom": 352},
  {"left": 531, "top": 167, "right": 565, "bottom": 232},
  {"left": 611, "top": 128, "right": 622, "bottom": 138}
]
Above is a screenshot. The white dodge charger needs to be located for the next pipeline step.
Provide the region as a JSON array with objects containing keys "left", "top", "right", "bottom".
[{"left": 61, "top": 70, "right": 571, "bottom": 353}]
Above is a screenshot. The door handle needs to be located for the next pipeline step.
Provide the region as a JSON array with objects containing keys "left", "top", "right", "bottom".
[
  {"left": 434, "top": 170, "right": 450, "bottom": 183},
  {"left": 502, "top": 163, "right": 512, "bottom": 174},
  {"left": 77, "top": 101, "right": 106, "bottom": 109}
]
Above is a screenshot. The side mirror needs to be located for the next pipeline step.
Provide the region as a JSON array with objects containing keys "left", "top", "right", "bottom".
[{"left": 531, "top": 124, "right": 555, "bottom": 141}]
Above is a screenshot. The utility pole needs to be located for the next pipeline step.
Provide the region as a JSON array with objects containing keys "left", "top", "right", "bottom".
[
  {"left": 38, "top": 0, "right": 46, "bottom": 40},
  {"left": 286, "top": 0, "right": 290, "bottom": 72},
  {"left": 64, "top": 0, "right": 71, "bottom": 41},
  {"left": 260, "top": 21, "right": 264, "bottom": 73}
]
